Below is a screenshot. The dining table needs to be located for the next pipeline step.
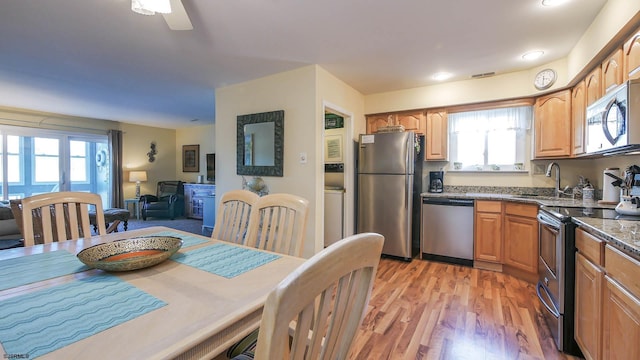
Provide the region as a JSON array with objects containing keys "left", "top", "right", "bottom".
[{"left": 0, "top": 226, "right": 306, "bottom": 359}]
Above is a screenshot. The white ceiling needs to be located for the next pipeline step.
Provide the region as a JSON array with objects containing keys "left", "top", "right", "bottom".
[{"left": 0, "top": 0, "right": 607, "bottom": 129}]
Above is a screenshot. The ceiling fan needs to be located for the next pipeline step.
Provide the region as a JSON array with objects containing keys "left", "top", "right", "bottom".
[{"left": 131, "top": 0, "right": 193, "bottom": 31}]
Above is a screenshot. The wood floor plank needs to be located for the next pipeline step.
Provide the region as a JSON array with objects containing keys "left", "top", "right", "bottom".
[{"left": 349, "top": 258, "right": 574, "bottom": 360}]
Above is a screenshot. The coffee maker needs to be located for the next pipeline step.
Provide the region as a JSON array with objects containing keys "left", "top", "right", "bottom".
[{"left": 428, "top": 171, "right": 444, "bottom": 193}]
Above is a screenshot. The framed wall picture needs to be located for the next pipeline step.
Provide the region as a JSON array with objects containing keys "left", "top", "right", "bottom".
[
  {"left": 182, "top": 144, "right": 200, "bottom": 172},
  {"left": 324, "top": 134, "right": 343, "bottom": 163}
]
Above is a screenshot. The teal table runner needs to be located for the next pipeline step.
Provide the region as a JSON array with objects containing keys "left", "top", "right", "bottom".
[
  {"left": 0, "top": 274, "right": 166, "bottom": 358},
  {"left": 0, "top": 250, "right": 88, "bottom": 291},
  {"left": 147, "top": 230, "right": 209, "bottom": 247},
  {"left": 172, "top": 243, "right": 280, "bottom": 278}
]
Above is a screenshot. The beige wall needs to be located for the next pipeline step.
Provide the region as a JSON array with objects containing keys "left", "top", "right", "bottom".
[
  {"left": 121, "top": 123, "right": 177, "bottom": 198},
  {"left": 175, "top": 125, "right": 215, "bottom": 184},
  {"left": 215, "top": 65, "right": 364, "bottom": 256},
  {"left": 364, "top": 4, "right": 640, "bottom": 194},
  {"left": 216, "top": 66, "right": 319, "bottom": 257}
]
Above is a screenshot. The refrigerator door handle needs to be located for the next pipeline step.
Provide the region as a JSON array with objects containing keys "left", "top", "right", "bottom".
[
  {"left": 405, "top": 134, "right": 414, "bottom": 174},
  {"left": 405, "top": 176, "right": 410, "bottom": 210}
]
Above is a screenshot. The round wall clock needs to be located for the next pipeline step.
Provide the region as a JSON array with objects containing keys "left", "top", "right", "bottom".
[{"left": 534, "top": 68, "right": 557, "bottom": 90}]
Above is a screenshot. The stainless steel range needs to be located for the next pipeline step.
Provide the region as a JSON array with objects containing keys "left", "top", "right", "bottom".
[
  {"left": 536, "top": 207, "right": 581, "bottom": 356},
  {"left": 536, "top": 206, "right": 640, "bottom": 356}
]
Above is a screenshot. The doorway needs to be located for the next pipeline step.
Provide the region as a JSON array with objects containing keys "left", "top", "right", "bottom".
[{"left": 322, "top": 103, "right": 354, "bottom": 245}]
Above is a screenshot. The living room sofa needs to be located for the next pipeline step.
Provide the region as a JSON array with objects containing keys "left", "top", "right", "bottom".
[{"left": 0, "top": 201, "right": 24, "bottom": 249}]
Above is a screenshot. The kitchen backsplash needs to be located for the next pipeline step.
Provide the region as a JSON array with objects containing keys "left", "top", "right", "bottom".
[{"left": 442, "top": 186, "right": 582, "bottom": 198}]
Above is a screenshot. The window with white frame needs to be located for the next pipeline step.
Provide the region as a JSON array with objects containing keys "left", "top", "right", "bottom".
[
  {"left": 449, "top": 106, "right": 532, "bottom": 171},
  {"left": 0, "top": 127, "right": 110, "bottom": 205}
]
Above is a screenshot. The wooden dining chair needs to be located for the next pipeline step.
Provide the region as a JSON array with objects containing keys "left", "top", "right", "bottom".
[
  {"left": 19, "top": 192, "right": 107, "bottom": 246},
  {"left": 230, "top": 232, "right": 384, "bottom": 360},
  {"left": 211, "top": 189, "right": 259, "bottom": 244},
  {"left": 244, "top": 193, "right": 309, "bottom": 257}
]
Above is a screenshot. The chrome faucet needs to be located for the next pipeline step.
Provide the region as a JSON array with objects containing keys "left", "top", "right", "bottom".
[{"left": 546, "top": 162, "right": 561, "bottom": 197}]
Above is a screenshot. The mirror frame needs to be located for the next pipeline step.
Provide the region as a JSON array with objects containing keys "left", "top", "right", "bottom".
[{"left": 237, "top": 110, "right": 284, "bottom": 177}]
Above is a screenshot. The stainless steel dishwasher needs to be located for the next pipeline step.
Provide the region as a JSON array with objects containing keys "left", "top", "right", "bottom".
[{"left": 421, "top": 197, "right": 474, "bottom": 266}]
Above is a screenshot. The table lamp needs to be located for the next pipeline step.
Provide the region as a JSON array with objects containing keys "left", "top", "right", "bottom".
[{"left": 129, "top": 171, "right": 148, "bottom": 198}]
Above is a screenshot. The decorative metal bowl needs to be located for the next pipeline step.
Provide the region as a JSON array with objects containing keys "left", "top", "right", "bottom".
[{"left": 77, "top": 236, "right": 183, "bottom": 272}]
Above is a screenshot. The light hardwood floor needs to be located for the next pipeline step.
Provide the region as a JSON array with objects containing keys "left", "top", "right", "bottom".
[{"left": 348, "top": 258, "right": 581, "bottom": 360}]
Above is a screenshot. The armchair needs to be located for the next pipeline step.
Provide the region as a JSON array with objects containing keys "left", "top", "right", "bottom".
[{"left": 140, "top": 181, "right": 185, "bottom": 220}]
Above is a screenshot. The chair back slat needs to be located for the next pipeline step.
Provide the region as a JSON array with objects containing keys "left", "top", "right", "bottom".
[
  {"left": 245, "top": 193, "right": 309, "bottom": 257},
  {"left": 253, "top": 233, "right": 384, "bottom": 359},
  {"left": 20, "top": 192, "right": 106, "bottom": 247},
  {"left": 212, "top": 190, "right": 259, "bottom": 244}
]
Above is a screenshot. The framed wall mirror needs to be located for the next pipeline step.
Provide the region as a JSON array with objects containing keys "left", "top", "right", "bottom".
[{"left": 237, "top": 110, "right": 284, "bottom": 177}]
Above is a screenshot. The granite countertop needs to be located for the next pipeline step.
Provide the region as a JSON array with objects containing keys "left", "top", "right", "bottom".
[
  {"left": 573, "top": 217, "right": 640, "bottom": 260},
  {"left": 419, "top": 191, "right": 613, "bottom": 208}
]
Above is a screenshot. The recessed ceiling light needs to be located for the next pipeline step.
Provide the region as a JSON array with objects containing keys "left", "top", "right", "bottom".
[
  {"left": 541, "top": 0, "right": 568, "bottom": 6},
  {"left": 432, "top": 72, "right": 453, "bottom": 81},
  {"left": 522, "top": 50, "right": 544, "bottom": 61}
]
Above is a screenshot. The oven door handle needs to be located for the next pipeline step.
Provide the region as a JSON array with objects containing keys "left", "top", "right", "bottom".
[
  {"left": 537, "top": 213, "right": 560, "bottom": 230},
  {"left": 536, "top": 281, "right": 560, "bottom": 318}
]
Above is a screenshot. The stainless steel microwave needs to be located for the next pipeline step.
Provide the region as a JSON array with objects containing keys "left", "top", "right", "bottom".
[{"left": 586, "top": 78, "right": 640, "bottom": 155}]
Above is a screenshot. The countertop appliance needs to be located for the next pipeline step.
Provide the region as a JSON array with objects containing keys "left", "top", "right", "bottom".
[
  {"left": 586, "top": 78, "right": 640, "bottom": 155},
  {"left": 421, "top": 197, "right": 474, "bottom": 266},
  {"left": 356, "top": 132, "right": 422, "bottom": 260},
  {"left": 428, "top": 171, "right": 444, "bottom": 193}
]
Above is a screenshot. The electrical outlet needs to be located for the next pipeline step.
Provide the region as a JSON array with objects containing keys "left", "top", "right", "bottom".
[
  {"left": 299, "top": 152, "right": 307, "bottom": 164},
  {"left": 533, "top": 164, "right": 546, "bottom": 175}
]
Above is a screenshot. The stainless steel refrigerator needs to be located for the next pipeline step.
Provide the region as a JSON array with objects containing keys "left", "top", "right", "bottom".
[{"left": 357, "top": 131, "right": 419, "bottom": 260}]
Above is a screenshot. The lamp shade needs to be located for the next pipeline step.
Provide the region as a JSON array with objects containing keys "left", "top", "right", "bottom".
[{"left": 129, "top": 171, "right": 148, "bottom": 183}]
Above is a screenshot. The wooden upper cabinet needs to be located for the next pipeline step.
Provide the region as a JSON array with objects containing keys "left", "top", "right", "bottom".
[
  {"left": 425, "top": 110, "right": 448, "bottom": 161},
  {"left": 602, "top": 48, "right": 624, "bottom": 93},
  {"left": 624, "top": 29, "right": 640, "bottom": 81},
  {"left": 534, "top": 89, "right": 572, "bottom": 158},
  {"left": 585, "top": 67, "right": 602, "bottom": 106},
  {"left": 396, "top": 110, "right": 425, "bottom": 134},
  {"left": 366, "top": 113, "right": 394, "bottom": 134},
  {"left": 572, "top": 80, "right": 586, "bottom": 156},
  {"left": 366, "top": 111, "right": 425, "bottom": 135}
]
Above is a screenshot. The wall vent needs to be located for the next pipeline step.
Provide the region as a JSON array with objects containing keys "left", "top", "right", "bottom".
[{"left": 471, "top": 72, "right": 496, "bottom": 78}]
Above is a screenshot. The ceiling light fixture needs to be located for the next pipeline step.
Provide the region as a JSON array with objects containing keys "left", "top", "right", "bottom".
[
  {"left": 541, "top": 0, "right": 568, "bottom": 7},
  {"left": 432, "top": 72, "right": 453, "bottom": 81},
  {"left": 522, "top": 50, "right": 544, "bottom": 61},
  {"left": 132, "top": 0, "right": 172, "bottom": 16}
]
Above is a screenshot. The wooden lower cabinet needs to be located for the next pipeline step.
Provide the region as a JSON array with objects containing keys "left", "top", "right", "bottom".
[
  {"left": 574, "top": 228, "right": 640, "bottom": 359},
  {"left": 602, "top": 275, "right": 640, "bottom": 360},
  {"left": 575, "top": 252, "right": 603, "bottom": 360},
  {"left": 473, "top": 201, "right": 539, "bottom": 279},
  {"left": 474, "top": 201, "right": 502, "bottom": 263},
  {"left": 503, "top": 203, "right": 539, "bottom": 274}
]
